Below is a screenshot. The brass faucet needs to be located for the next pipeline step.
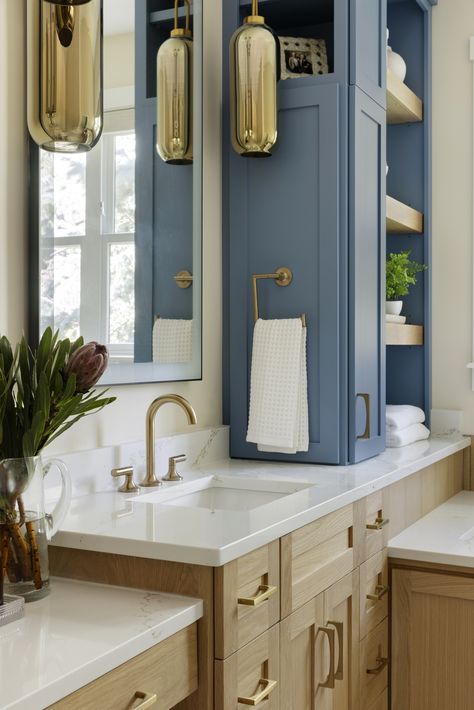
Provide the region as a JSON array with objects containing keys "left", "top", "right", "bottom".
[{"left": 140, "top": 394, "right": 197, "bottom": 487}]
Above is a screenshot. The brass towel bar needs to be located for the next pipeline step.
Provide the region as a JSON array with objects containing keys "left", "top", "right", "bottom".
[
  {"left": 174, "top": 270, "right": 193, "bottom": 289},
  {"left": 251, "top": 267, "right": 306, "bottom": 326}
]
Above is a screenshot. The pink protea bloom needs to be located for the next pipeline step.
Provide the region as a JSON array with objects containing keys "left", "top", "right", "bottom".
[{"left": 64, "top": 342, "right": 109, "bottom": 393}]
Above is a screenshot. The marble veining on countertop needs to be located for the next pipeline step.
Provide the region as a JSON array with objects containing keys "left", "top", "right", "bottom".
[
  {"left": 51, "top": 436, "right": 470, "bottom": 567},
  {"left": 0, "top": 578, "right": 203, "bottom": 710}
]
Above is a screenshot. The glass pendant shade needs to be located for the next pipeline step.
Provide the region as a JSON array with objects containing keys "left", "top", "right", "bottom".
[
  {"left": 230, "top": 1, "right": 278, "bottom": 158},
  {"left": 27, "top": 0, "right": 103, "bottom": 153},
  {"left": 156, "top": 0, "right": 193, "bottom": 165}
]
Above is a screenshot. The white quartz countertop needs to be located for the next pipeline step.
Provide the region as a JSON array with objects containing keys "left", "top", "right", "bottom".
[
  {"left": 389, "top": 490, "right": 474, "bottom": 567},
  {"left": 0, "top": 578, "right": 203, "bottom": 710},
  {"left": 51, "top": 436, "right": 470, "bottom": 567}
]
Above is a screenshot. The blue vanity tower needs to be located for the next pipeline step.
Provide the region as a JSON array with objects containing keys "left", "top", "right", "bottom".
[{"left": 223, "top": 0, "right": 436, "bottom": 464}]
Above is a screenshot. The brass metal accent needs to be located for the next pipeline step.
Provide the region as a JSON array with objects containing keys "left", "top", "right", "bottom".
[
  {"left": 318, "top": 626, "right": 336, "bottom": 689},
  {"left": 237, "top": 584, "right": 277, "bottom": 607},
  {"left": 111, "top": 466, "right": 139, "bottom": 493},
  {"left": 367, "top": 656, "right": 389, "bottom": 675},
  {"left": 366, "top": 515, "right": 390, "bottom": 531},
  {"left": 244, "top": 0, "right": 265, "bottom": 24},
  {"left": 130, "top": 691, "right": 158, "bottom": 709},
  {"left": 171, "top": 0, "right": 192, "bottom": 38},
  {"left": 328, "top": 620, "right": 344, "bottom": 681},
  {"left": 251, "top": 267, "right": 306, "bottom": 325},
  {"left": 140, "top": 395, "right": 197, "bottom": 488},
  {"left": 162, "top": 454, "right": 187, "bottom": 482},
  {"left": 174, "top": 270, "right": 193, "bottom": 289},
  {"left": 356, "top": 393, "right": 371, "bottom": 440},
  {"left": 367, "top": 584, "right": 389, "bottom": 602},
  {"left": 238, "top": 678, "right": 278, "bottom": 706}
]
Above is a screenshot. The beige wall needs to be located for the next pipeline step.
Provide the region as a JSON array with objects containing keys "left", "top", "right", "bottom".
[
  {"left": 0, "top": 1, "right": 222, "bottom": 454},
  {"left": 432, "top": 0, "right": 474, "bottom": 433},
  {"left": 104, "top": 32, "right": 134, "bottom": 90}
]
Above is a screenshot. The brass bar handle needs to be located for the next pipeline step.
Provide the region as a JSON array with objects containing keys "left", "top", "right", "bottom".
[
  {"left": 356, "top": 393, "right": 371, "bottom": 440},
  {"left": 328, "top": 620, "right": 344, "bottom": 681},
  {"left": 367, "top": 657, "right": 389, "bottom": 675},
  {"left": 366, "top": 516, "right": 390, "bottom": 531},
  {"left": 367, "top": 584, "right": 389, "bottom": 602},
  {"left": 130, "top": 691, "right": 158, "bottom": 709},
  {"left": 317, "top": 625, "right": 336, "bottom": 689},
  {"left": 237, "top": 584, "right": 277, "bottom": 607},
  {"left": 238, "top": 678, "right": 278, "bottom": 706}
]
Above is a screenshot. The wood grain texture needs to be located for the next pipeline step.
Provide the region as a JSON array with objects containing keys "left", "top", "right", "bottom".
[
  {"left": 359, "top": 551, "right": 388, "bottom": 641},
  {"left": 387, "top": 70, "right": 423, "bottom": 124},
  {"left": 386, "top": 196, "right": 423, "bottom": 235},
  {"left": 353, "top": 493, "right": 386, "bottom": 567},
  {"left": 214, "top": 541, "right": 280, "bottom": 660},
  {"left": 48, "top": 625, "right": 198, "bottom": 710},
  {"left": 367, "top": 688, "right": 388, "bottom": 710},
  {"left": 49, "top": 548, "right": 214, "bottom": 710},
  {"left": 385, "top": 323, "right": 423, "bottom": 346},
  {"left": 360, "top": 618, "right": 388, "bottom": 710}
]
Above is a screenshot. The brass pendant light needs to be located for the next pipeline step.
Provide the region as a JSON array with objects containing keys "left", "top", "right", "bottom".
[
  {"left": 230, "top": 0, "right": 278, "bottom": 158},
  {"left": 156, "top": 0, "right": 193, "bottom": 165},
  {"left": 27, "top": 0, "right": 103, "bottom": 153}
]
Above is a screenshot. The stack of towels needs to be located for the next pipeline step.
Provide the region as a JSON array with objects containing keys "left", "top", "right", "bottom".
[{"left": 386, "top": 405, "right": 430, "bottom": 448}]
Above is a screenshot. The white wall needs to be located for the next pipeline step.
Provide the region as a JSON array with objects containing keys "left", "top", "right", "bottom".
[
  {"left": 0, "top": 1, "right": 223, "bottom": 454},
  {"left": 432, "top": 0, "right": 474, "bottom": 433},
  {"left": 104, "top": 32, "right": 134, "bottom": 90}
]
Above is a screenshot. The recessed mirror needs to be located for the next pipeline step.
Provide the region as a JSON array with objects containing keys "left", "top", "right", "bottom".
[{"left": 29, "top": 0, "right": 203, "bottom": 385}]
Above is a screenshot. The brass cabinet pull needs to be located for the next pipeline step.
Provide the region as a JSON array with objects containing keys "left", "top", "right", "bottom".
[
  {"left": 317, "top": 625, "right": 336, "bottom": 689},
  {"left": 366, "top": 516, "right": 390, "bottom": 530},
  {"left": 130, "top": 691, "right": 158, "bottom": 709},
  {"left": 237, "top": 584, "right": 277, "bottom": 607},
  {"left": 367, "top": 584, "right": 389, "bottom": 602},
  {"left": 238, "top": 678, "right": 278, "bottom": 706},
  {"left": 356, "top": 393, "right": 371, "bottom": 440},
  {"left": 367, "top": 657, "right": 389, "bottom": 675},
  {"left": 328, "top": 620, "right": 344, "bottom": 681}
]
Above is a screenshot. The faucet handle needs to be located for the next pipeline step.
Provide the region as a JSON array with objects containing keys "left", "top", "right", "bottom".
[
  {"left": 111, "top": 466, "right": 139, "bottom": 493},
  {"left": 162, "top": 454, "right": 186, "bottom": 482}
]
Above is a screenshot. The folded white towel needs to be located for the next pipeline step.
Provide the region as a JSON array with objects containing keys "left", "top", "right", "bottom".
[
  {"left": 386, "top": 404, "right": 425, "bottom": 431},
  {"left": 386, "top": 422, "right": 430, "bottom": 448},
  {"left": 153, "top": 318, "right": 192, "bottom": 364},
  {"left": 246, "top": 318, "right": 309, "bottom": 454}
]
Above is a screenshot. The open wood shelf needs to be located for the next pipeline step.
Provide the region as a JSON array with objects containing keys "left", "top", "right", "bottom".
[
  {"left": 387, "top": 70, "right": 423, "bottom": 124},
  {"left": 386, "top": 323, "right": 424, "bottom": 346},
  {"left": 386, "top": 196, "right": 423, "bottom": 234}
]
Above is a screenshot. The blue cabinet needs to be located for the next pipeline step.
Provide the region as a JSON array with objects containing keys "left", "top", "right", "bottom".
[{"left": 350, "top": 0, "right": 387, "bottom": 108}]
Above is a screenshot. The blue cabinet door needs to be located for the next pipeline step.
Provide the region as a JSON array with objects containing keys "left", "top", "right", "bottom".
[
  {"left": 350, "top": 0, "right": 387, "bottom": 109},
  {"left": 349, "top": 87, "right": 386, "bottom": 462},
  {"left": 226, "top": 83, "right": 343, "bottom": 464}
]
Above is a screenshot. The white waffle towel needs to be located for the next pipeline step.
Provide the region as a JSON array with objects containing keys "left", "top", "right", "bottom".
[
  {"left": 386, "top": 422, "right": 430, "bottom": 448},
  {"left": 246, "top": 318, "right": 309, "bottom": 454},
  {"left": 386, "top": 404, "right": 425, "bottom": 431},
  {"left": 153, "top": 318, "right": 193, "bottom": 364}
]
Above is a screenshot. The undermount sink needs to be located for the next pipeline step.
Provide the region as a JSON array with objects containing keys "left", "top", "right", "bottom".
[{"left": 131, "top": 476, "right": 312, "bottom": 512}]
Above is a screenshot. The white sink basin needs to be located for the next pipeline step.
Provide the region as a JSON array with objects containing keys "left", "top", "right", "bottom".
[{"left": 131, "top": 476, "right": 312, "bottom": 512}]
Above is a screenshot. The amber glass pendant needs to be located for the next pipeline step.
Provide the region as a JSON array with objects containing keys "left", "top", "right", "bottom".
[
  {"left": 156, "top": 0, "right": 193, "bottom": 165},
  {"left": 230, "top": 0, "right": 278, "bottom": 158},
  {"left": 27, "top": 0, "right": 103, "bottom": 153}
]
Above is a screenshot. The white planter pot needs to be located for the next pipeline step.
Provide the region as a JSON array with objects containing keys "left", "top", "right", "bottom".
[
  {"left": 386, "top": 300, "right": 403, "bottom": 316},
  {"left": 387, "top": 46, "right": 407, "bottom": 82}
]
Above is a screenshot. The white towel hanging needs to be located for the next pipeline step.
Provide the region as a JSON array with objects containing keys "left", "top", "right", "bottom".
[{"left": 153, "top": 318, "right": 193, "bottom": 364}]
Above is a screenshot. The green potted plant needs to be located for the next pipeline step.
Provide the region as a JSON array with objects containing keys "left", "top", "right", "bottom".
[{"left": 386, "top": 250, "right": 427, "bottom": 316}]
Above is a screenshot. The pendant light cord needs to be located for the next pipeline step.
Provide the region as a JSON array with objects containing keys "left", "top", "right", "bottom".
[
  {"left": 174, "top": 0, "right": 190, "bottom": 33},
  {"left": 252, "top": 0, "right": 259, "bottom": 16}
]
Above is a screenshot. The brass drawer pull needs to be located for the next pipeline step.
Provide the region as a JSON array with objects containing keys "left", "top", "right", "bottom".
[
  {"left": 367, "top": 585, "right": 389, "bottom": 602},
  {"left": 356, "top": 393, "right": 371, "bottom": 440},
  {"left": 366, "top": 516, "right": 390, "bottom": 530},
  {"left": 367, "top": 657, "right": 389, "bottom": 675},
  {"left": 130, "top": 691, "right": 158, "bottom": 709},
  {"left": 328, "top": 620, "right": 344, "bottom": 681},
  {"left": 317, "top": 625, "right": 336, "bottom": 689},
  {"left": 238, "top": 584, "right": 277, "bottom": 607},
  {"left": 238, "top": 678, "right": 278, "bottom": 706}
]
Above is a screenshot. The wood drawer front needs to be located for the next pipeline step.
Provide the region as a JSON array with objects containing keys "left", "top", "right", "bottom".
[
  {"left": 215, "top": 541, "right": 280, "bottom": 659},
  {"left": 281, "top": 505, "right": 355, "bottom": 617},
  {"left": 215, "top": 626, "right": 280, "bottom": 710},
  {"left": 354, "top": 491, "right": 389, "bottom": 565},
  {"left": 49, "top": 625, "right": 198, "bottom": 710},
  {"left": 368, "top": 688, "right": 388, "bottom": 710},
  {"left": 359, "top": 550, "right": 388, "bottom": 639},
  {"left": 360, "top": 619, "right": 388, "bottom": 710}
]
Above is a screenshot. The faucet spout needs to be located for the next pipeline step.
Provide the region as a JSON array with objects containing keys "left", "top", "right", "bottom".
[{"left": 141, "top": 394, "right": 197, "bottom": 487}]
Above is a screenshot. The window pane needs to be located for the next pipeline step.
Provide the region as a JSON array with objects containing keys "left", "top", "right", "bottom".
[
  {"left": 108, "top": 243, "right": 135, "bottom": 345},
  {"left": 40, "top": 152, "right": 86, "bottom": 238},
  {"left": 114, "top": 134, "right": 136, "bottom": 234},
  {"left": 41, "top": 246, "right": 81, "bottom": 340}
]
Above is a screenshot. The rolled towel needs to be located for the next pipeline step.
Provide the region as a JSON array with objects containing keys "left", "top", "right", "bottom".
[
  {"left": 386, "top": 422, "right": 430, "bottom": 448},
  {"left": 386, "top": 404, "right": 425, "bottom": 431}
]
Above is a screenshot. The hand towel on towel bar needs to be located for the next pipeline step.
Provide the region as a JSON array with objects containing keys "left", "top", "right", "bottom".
[
  {"left": 386, "top": 404, "right": 425, "bottom": 431},
  {"left": 386, "top": 422, "right": 430, "bottom": 448},
  {"left": 246, "top": 318, "right": 309, "bottom": 454},
  {"left": 153, "top": 318, "right": 193, "bottom": 364}
]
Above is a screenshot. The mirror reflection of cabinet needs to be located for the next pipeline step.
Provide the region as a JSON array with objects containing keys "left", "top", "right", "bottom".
[{"left": 28, "top": 0, "right": 202, "bottom": 385}]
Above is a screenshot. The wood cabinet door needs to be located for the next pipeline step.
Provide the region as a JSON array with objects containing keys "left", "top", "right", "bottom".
[{"left": 392, "top": 568, "right": 474, "bottom": 710}]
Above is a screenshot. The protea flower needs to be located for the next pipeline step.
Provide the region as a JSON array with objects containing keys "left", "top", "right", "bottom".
[{"left": 64, "top": 342, "right": 109, "bottom": 393}]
